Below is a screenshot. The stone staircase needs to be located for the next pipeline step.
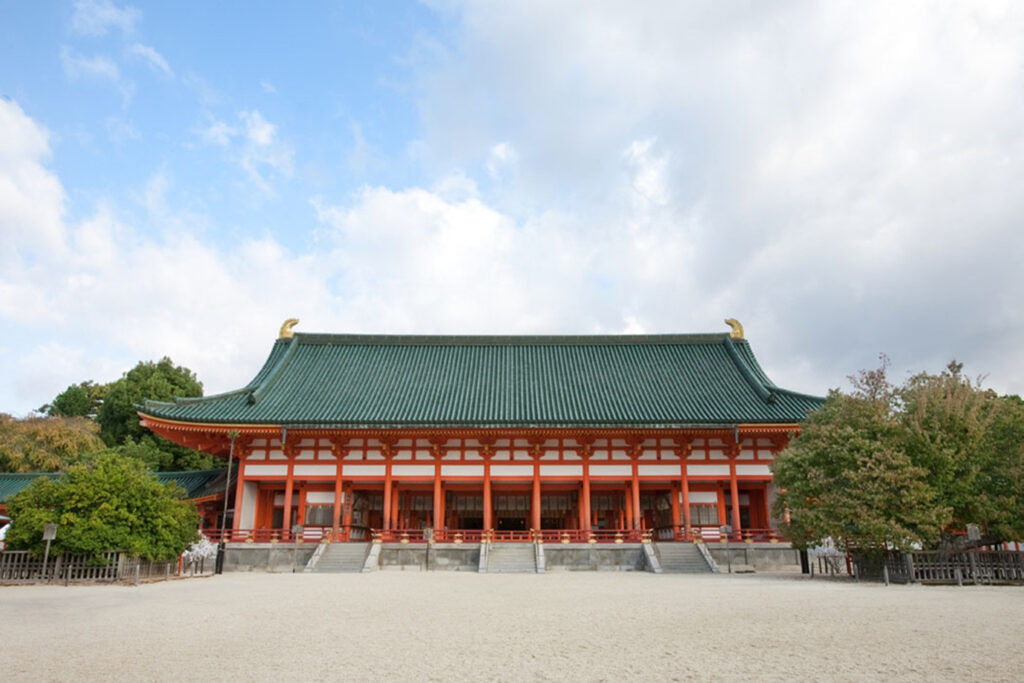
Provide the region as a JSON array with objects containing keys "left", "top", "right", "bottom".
[
  {"left": 656, "top": 543, "right": 714, "bottom": 573},
  {"left": 314, "top": 542, "right": 371, "bottom": 573},
  {"left": 486, "top": 543, "right": 537, "bottom": 573}
]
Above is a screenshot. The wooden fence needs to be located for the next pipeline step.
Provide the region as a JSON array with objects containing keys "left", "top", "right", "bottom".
[
  {"left": 849, "top": 550, "right": 1024, "bottom": 585},
  {"left": 0, "top": 550, "right": 214, "bottom": 585}
]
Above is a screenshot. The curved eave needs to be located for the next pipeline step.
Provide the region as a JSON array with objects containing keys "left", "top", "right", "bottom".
[{"left": 139, "top": 412, "right": 803, "bottom": 442}]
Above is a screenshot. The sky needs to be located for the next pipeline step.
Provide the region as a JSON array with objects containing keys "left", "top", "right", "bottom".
[{"left": 1, "top": 0, "right": 1023, "bottom": 415}]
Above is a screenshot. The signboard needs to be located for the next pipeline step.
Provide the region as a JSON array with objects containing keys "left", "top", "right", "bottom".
[
  {"left": 966, "top": 524, "right": 981, "bottom": 541},
  {"left": 43, "top": 523, "right": 57, "bottom": 541}
]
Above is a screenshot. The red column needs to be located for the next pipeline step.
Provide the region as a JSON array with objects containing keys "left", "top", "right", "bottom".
[
  {"left": 483, "top": 457, "right": 492, "bottom": 533},
  {"left": 670, "top": 482, "right": 681, "bottom": 538},
  {"left": 762, "top": 484, "right": 772, "bottom": 531},
  {"left": 382, "top": 458, "right": 393, "bottom": 531},
  {"left": 531, "top": 461, "right": 541, "bottom": 532},
  {"left": 681, "top": 466, "right": 692, "bottom": 539},
  {"left": 580, "top": 459, "right": 591, "bottom": 530},
  {"left": 626, "top": 462, "right": 634, "bottom": 532},
  {"left": 332, "top": 468, "right": 343, "bottom": 538},
  {"left": 729, "top": 454, "right": 741, "bottom": 540},
  {"left": 433, "top": 461, "right": 443, "bottom": 530},
  {"left": 282, "top": 447, "right": 295, "bottom": 537},
  {"left": 232, "top": 452, "right": 246, "bottom": 534}
]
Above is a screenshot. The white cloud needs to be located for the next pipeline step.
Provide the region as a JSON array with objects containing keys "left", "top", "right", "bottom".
[
  {"left": 242, "top": 110, "right": 275, "bottom": 147},
  {"left": 239, "top": 110, "right": 294, "bottom": 193},
  {"left": 260, "top": 80, "right": 277, "bottom": 94},
  {"left": 60, "top": 47, "right": 134, "bottom": 103},
  {"left": 413, "top": 1, "right": 1024, "bottom": 396},
  {"left": 198, "top": 119, "right": 236, "bottom": 147},
  {"left": 71, "top": 0, "right": 140, "bottom": 36},
  {"left": 0, "top": 98, "right": 690, "bottom": 413},
  {"left": 194, "top": 111, "right": 295, "bottom": 194},
  {"left": 60, "top": 47, "right": 120, "bottom": 82},
  {"left": 127, "top": 43, "right": 172, "bottom": 77},
  {"left": 0, "top": 100, "right": 66, "bottom": 257},
  {"left": 486, "top": 141, "right": 518, "bottom": 179},
  {"left": 105, "top": 116, "right": 140, "bottom": 144}
]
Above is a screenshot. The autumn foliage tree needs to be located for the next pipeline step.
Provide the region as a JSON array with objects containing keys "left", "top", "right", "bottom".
[
  {"left": 0, "top": 414, "right": 105, "bottom": 472},
  {"left": 773, "top": 359, "right": 1024, "bottom": 550}
]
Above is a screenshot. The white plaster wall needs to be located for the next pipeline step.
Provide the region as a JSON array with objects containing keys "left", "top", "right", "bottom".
[{"left": 240, "top": 481, "right": 258, "bottom": 529}]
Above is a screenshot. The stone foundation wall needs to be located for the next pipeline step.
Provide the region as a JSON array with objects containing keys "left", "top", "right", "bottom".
[
  {"left": 706, "top": 543, "right": 801, "bottom": 571},
  {"left": 544, "top": 543, "right": 647, "bottom": 571},
  {"left": 224, "top": 543, "right": 316, "bottom": 572},
  {"left": 379, "top": 543, "right": 480, "bottom": 571}
]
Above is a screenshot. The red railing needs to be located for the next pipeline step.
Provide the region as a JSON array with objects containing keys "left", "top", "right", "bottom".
[
  {"left": 206, "top": 526, "right": 721, "bottom": 544},
  {"left": 650, "top": 525, "right": 788, "bottom": 543},
  {"left": 205, "top": 525, "right": 372, "bottom": 543}
]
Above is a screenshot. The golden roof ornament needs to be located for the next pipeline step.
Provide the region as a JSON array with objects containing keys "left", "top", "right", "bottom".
[
  {"left": 279, "top": 318, "right": 300, "bottom": 339},
  {"left": 724, "top": 318, "right": 744, "bottom": 340}
]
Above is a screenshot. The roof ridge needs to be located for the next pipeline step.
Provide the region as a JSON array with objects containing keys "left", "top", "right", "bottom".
[
  {"left": 248, "top": 334, "right": 300, "bottom": 405},
  {"left": 722, "top": 336, "right": 775, "bottom": 404},
  {"left": 290, "top": 332, "right": 732, "bottom": 346}
]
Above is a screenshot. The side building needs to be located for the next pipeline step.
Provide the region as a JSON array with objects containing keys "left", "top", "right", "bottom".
[{"left": 137, "top": 321, "right": 823, "bottom": 548}]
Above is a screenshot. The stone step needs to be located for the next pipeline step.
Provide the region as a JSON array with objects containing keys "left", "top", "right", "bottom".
[
  {"left": 315, "top": 543, "right": 370, "bottom": 573},
  {"left": 656, "top": 543, "right": 712, "bottom": 574},
  {"left": 487, "top": 543, "right": 537, "bottom": 573}
]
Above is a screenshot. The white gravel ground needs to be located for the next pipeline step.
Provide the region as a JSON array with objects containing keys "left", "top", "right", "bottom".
[{"left": 2, "top": 571, "right": 1021, "bottom": 682}]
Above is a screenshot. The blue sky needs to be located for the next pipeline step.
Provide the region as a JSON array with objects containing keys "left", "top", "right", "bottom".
[{"left": 2, "top": 1, "right": 1023, "bottom": 414}]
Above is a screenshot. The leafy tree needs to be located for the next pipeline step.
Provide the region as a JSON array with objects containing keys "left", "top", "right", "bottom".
[
  {"left": 0, "top": 414, "right": 105, "bottom": 472},
  {"left": 4, "top": 453, "right": 199, "bottom": 560},
  {"left": 774, "top": 358, "right": 1024, "bottom": 550},
  {"left": 42, "top": 380, "right": 108, "bottom": 418},
  {"left": 97, "top": 357, "right": 213, "bottom": 470}
]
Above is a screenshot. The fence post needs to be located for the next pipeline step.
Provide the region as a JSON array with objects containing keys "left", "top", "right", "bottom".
[
  {"left": 904, "top": 553, "right": 915, "bottom": 584},
  {"left": 954, "top": 565, "right": 963, "bottom": 587},
  {"left": 882, "top": 564, "right": 889, "bottom": 586},
  {"left": 967, "top": 552, "right": 978, "bottom": 585},
  {"left": 52, "top": 554, "right": 62, "bottom": 585}
]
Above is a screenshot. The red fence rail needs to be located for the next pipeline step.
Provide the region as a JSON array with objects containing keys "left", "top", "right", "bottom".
[{"left": 211, "top": 526, "right": 780, "bottom": 544}]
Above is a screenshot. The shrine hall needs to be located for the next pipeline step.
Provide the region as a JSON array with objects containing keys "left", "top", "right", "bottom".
[{"left": 137, "top": 320, "right": 823, "bottom": 559}]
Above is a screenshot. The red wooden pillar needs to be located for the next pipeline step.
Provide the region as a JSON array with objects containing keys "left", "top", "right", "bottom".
[
  {"left": 433, "top": 461, "right": 443, "bottom": 530},
  {"left": 717, "top": 487, "right": 727, "bottom": 526},
  {"left": 232, "top": 450, "right": 247, "bottom": 534},
  {"left": 670, "top": 482, "right": 681, "bottom": 539},
  {"left": 332, "top": 469, "right": 343, "bottom": 538},
  {"left": 729, "top": 452, "right": 741, "bottom": 540},
  {"left": 531, "top": 461, "right": 541, "bottom": 532},
  {"left": 383, "top": 460, "right": 393, "bottom": 531},
  {"left": 630, "top": 463, "right": 641, "bottom": 531},
  {"left": 681, "top": 467, "right": 692, "bottom": 539},
  {"left": 282, "top": 445, "right": 295, "bottom": 537},
  {"left": 483, "top": 458, "right": 492, "bottom": 532},
  {"left": 580, "top": 458, "right": 591, "bottom": 530}
]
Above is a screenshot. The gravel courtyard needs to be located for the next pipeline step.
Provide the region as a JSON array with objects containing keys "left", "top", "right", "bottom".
[{"left": 3, "top": 571, "right": 1020, "bottom": 681}]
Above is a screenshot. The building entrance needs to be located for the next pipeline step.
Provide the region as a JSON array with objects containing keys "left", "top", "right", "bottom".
[{"left": 494, "top": 494, "right": 529, "bottom": 531}]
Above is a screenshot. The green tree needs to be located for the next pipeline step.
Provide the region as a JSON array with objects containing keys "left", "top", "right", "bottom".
[
  {"left": 97, "top": 357, "right": 213, "bottom": 471},
  {"left": 773, "top": 359, "right": 1024, "bottom": 550},
  {"left": 4, "top": 453, "right": 198, "bottom": 560},
  {"left": 42, "top": 380, "right": 109, "bottom": 418},
  {"left": 0, "top": 414, "right": 105, "bottom": 472}
]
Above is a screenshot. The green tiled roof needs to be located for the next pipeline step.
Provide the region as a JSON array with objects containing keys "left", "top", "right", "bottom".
[
  {"left": 0, "top": 469, "right": 228, "bottom": 503},
  {"left": 139, "top": 332, "right": 823, "bottom": 428}
]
